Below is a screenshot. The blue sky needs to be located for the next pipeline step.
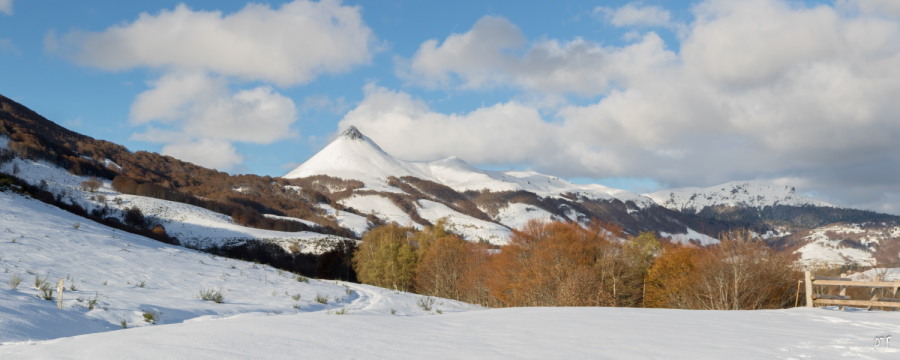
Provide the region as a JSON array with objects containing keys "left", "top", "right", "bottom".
[{"left": 2, "top": 0, "right": 900, "bottom": 214}]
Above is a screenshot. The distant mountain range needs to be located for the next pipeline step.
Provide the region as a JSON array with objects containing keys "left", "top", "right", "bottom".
[
  {"left": 1, "top": 94, "right": 898, "bottom": 267},
  {"left": 646, "top": 181, "right": 832, "bottom": 212}
]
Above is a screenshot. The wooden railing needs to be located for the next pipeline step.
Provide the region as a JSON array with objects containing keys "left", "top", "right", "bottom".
[{"left": 804, "top": 270, "right": 900, "bottom": 309}]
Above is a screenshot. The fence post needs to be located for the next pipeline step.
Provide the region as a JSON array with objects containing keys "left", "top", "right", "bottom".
[
  {"left": 57, "top": 278, "right": 64, "bottom": 310},
  {"left": 804, "top": 270, "right": 814, "bottom": 307}
]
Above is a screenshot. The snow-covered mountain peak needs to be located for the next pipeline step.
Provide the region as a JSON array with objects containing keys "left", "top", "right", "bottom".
[
  {"left": 282, "top": 127, "right": 430, "bottom": 189},
  {"left": 284, "top": 127, "right": 656, "bottom": 208},
  {"left": 644, "top": 180, "right": 833, "bottom": 213}
]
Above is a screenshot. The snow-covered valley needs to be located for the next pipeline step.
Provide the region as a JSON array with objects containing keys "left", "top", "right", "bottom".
[{"left": 1, "top": 191, "right": 899, "bottom": 358}]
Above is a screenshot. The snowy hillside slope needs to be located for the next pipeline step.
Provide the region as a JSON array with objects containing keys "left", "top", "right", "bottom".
[
  {"left": 0, "top": 143, "right": 348, "bottom": 254},
  {"left": 645, "top": 180, "right": 832, "bottom": 213},
  {"left": 2, "top": 305, "right": 898, "bottom": 359},
  {"left": 494, "top": 203, "right": 562, "bottom": 230},
  {"left": 284, "top": 126, "right": 655, "bottom": 206},
  {"left": 416, "top": 200, "right": 512, "bottom": 244},
  {"left": 795, "top": 223, "right": 900, "bottom": 268},
  {"left": 340, "top": 194, "right": 418, "bottom": 228},
  {"left": 0, "top": 192, "right": 479, "bottom": 343},
  {"left": 316, "top": 203, "right": 370, "bottom": 237}
]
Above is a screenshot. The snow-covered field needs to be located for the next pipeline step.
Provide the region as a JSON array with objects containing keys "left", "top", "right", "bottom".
[
  {"left": 2, "top": 191, "right": 900, "bottom": 359},
  {"left": 0, "top": 192, "right": 477, "bottom": 344},
  {"left": 2, "top": 304, "right": 898, "bottom": 359}
]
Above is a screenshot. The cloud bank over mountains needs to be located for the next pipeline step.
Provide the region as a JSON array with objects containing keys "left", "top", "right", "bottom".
[
  {"left": 342, "top": 0, "right": 900, "bottom": 213},
  {"left": 45, "top": 0, "right": 900, "bottom": 214}
]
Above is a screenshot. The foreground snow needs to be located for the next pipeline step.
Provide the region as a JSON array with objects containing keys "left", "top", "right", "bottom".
[
  {"left": 0, "top": 192, "right": 477, "bottom": 343},
  {"left": 1, "top": 307, "right": 898, "bottom": 359}
]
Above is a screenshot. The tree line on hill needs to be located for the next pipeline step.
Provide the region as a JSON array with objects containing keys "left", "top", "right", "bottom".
[{"left": 353, "top": 219, "right": 799, "bottom": 310}]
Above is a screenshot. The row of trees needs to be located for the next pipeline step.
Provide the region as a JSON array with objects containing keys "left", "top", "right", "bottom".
[{"left": 353, "top": 220, "right": 798, "bottom": 309}]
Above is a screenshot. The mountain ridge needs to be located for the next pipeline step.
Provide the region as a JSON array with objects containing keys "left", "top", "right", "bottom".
[
  {"left": 3, "top": 94, "right": 898, "bottom": 266},
  {"left": 284, "top": 126, "right": 655, "bottom": 207},
  {"left": 645, "top": 180, "right": 833, "bottom": 213}
]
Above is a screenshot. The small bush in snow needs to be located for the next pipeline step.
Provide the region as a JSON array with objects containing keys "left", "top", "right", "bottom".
[
  {"left": 199, "top": 288, "right": 224, "bottom": 303},
  {"left": 295, "top": 275, "right": 309, "bottom": 283},
  {"left": 9, "top": 274, "right": 22, "bottom": 289},
  {"left": 120, "top": 320, "right": 128, "bottom": 329},
  {"left": 417, "top": 297, "right": 435, "bottom": 311},
  {"left": 291, "top": 293, "right": 301, "bottom": 301},
  {"left": 38, "top": 282, "right": 53, "bottom": 301},
  {"left": 80, "top": 177, "right": 102, "bottom": 193},
  {"left": 86, "top": 293, "right": 99, "bottom": 310},
  {"left": 315, "top": 293, "right": 328, "bottom": 304},
  {"left": 143, "top": 310, "right": 159, "bottom": 324}
]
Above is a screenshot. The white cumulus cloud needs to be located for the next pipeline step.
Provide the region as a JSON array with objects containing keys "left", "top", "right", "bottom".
[
  {"left": 162, "top": 138, "right": 244, "bottom": 171},
  {"left": 130, "top": 72, "right": 297, "bottom": 170},
  {"left": 401, "top": 16, "right": 677, "bottom": 96},
  {"left": 339, "top": 84, "right": 560, "bottom": 166},
  {"left": 55, "top": 0, "right": 374, "bottom": 86}
]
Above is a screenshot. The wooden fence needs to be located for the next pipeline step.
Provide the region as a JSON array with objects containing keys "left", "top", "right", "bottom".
[{"left": 804, "top": 270, "right": 900, "bottom": 309}]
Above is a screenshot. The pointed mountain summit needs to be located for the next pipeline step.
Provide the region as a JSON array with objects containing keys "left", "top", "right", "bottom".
[
  {"left": 283, "top": 126, "right": 431, "bottom": 190},
  {"left": 339, "top": 125, "right": 365, "bottom": 140}
]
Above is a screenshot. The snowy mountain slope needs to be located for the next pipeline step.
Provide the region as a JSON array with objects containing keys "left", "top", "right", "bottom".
[
  {"left": 0, "top": 148, "right": 348, "bottom": 255},
  {"left": 281, "top": 127, "right": 705, "bottom": 241},
  {"left": 2, "top": 305, "right": 898, "bottom": 359},
  {"left": 416, "top": 200, "right": 512, "bottom": 244},
  {"left": 316, "top": 203, "right": 371, "bottom": 237},
  {"left": 660, "top": 228, "right": 720, "bottom": 246},
  {"left": 0, "top": 192, "right": 479, "bottom": 343},
  {"left": 645, "top": 180, "right": 833, "bottom": 213},
  {"left": 284, "top": 127, "right": 654, "bottom": 206},
  {"left": 340, "top": 194, "right": 418, "bottom": 229},
  {"left": 493, "top": 203, "right": 561, "bottom": 231},
  {"left": 794, "top": 223, "right": 900, "bottom": 268}
]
